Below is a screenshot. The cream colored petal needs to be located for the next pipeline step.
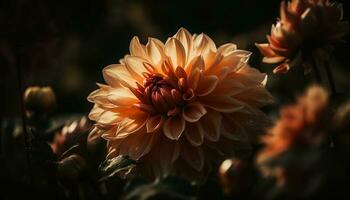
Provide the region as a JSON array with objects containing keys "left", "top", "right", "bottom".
[
  {"left": 164, "top": 37, "right": 186, "bottom": 68},
  {"left": 210, "top": 79, "right": 246, "bottom": 96},
  {"left": 146, "top": 115, "right": 164, "bottom": 133},
  {"left": 187, "top": 67, "right": 201, "bottom": 90},
  {"left": 96, "top": 110, "right": 120, "bottom": 126},
  {"left": 255, "top": 43, "right": 277, "bottom": 57},
  {"left": 181, "top": 145, "right": 204, "bottom": 171},
  {"left": 273, "top": 62, "right": 291, "bottom": 74},
  {"left": 263, "top": 56, "right": 286, "bottom": 64},
  {"left": 116, "top": 112, "right": 148, "bottom": 138},
  {"left": 235, "top": 86, "right": 274, "bottom": 107},
  {"left": 88, "top": 104, "right": 104, "bottom": 121},
  {"left": 146, "top": 38, "right": 165, "bottom": 67},
  {"left": 87, "top": 86, "right": 115, "bottom": 108},
  {"left": 234, "top": 65, "right": 268, "bottom": 86},
  {"left": 124, "top": 55, "right": 149, "bottom": 83},
  {"left": 217, "top": 43, "right": 237, "bottom": 56},
  {"left": 200, "top": 95, "right": 245, "bottom": 113},
  {"left": 192, "top": 33, "right": 217, "bottom": 56},
  {"left": 163, "top": 115, "right": 185, "bottom": 140},
  {"left": 119, "top": 128, "right": 154, "bottom": 160},
  {"left": 101, "top": 126, "right": 119, "bottom": 140},
  {"left": 102, "top": 64, "right": 137, "bottom": 88},
  {"left": 198, "top": 109, "right": 222, "bottom": 142},
  {"left": 196, "top": 74, "right": 219, "bottom": 96},
  {"left": 212, "top": 50, "right": 251, "bottom": 74},
  {"left": 129, "top": 36, "right": 147, "bottom": 58},
  {"left": 107, "top": 87, "right": 139, "bottom": 107},
  {"left": 185, "top": 55, "right": 204, "bottom": 74},
  {"left": 174, "top": 28, "right": 192, "bottom": 61},
  {"left": 184, "top": 122, "right": 204, "bottom": 146},
  {"left": 203, "top": 50, "right": 222, "bottom": 71},
  {"left": 182, "top": 102, "right": 207, "bottom": 123}
]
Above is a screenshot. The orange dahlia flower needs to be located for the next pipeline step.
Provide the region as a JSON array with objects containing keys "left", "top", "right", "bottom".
[
  {"left": 256, "top": 0, "right": 349, "bottom": 74},
  {"left": 257, "top": 85, "right": 329, "bottom": 166},
  {"left": 88, "top": 28, "right": 273, "bottom": 182}
]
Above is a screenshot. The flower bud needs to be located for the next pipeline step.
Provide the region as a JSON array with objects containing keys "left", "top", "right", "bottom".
[
  {"left": 218, "top": 158, "right": 253, "bottom": 196},
  {"left": 24, "top": 86, "right": 56, "bottom": 115}
]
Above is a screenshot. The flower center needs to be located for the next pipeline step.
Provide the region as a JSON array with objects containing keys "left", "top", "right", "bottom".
[{"left": 142, "top": 74, "right": 183, "bottom": 115}]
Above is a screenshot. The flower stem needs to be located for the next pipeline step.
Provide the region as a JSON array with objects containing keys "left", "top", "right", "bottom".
[
  {"left": 15, "top": 44, "right": 32, "bottom": 182},
  {"left": 311, "top": 57, "right": 322, "bottom": 83},
  {"left": 324, "top": 60, "right": 336, "bottom": 95}
]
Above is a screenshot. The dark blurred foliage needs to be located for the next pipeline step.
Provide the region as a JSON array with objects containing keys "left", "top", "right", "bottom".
[{"left": 1, "top": 0, "right": 350, "bottom": 200}]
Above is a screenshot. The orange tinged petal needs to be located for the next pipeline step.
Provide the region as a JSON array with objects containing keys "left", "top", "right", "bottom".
[
  {"left": 163, "top": 115, "right": 185, "bottom": 140},
  {"left": 196, "top": 74, "right": 219, "bottom": 96},
  {"left": 164, "top": 38, "right": 186, "bottom": 68},
  {"left": 182, "top": 102, "right": 207, "bottom": 123},
  {"left": 184, "top": 122, "right": 204, "bottom": 146},
  {"left": 146, "top": 115, "right": 164, "bottom": 133},
  {"left": 198, "top": 109, "right": 222, "bottom": 142}
]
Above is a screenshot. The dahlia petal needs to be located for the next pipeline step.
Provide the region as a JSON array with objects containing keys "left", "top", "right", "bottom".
[
  {"left": 221, "top": 115, "right": 248, "bottom": 141},
  {"left": 235, "top": 65, "right": 268, "bottom": 86},
  {"left": 217, "top": 43, "right": 237, "bottom": 56},
  {"left": 146, "top": 115, "right": 164, "bottom": 133},
  {"left": 164, "top": 38, "right": 186, "bottom": 68},
  {"left": 273, "top": 62, "right": 291, "bottom": 74},
  {"left": 255, "top": 43, "right": 277, "bottom": 57},
  {"left": 129, "top": 36, "right": 147, "bottom": 58},
  {"left": 235, "top": 86, "right": 274, "bottom": 107},
  {"left": 88, "top": 104, "right": 105, "bottom": 121},
  {"left": 198, "top": 109, "right": 222, "bottom": 142},
  {"left": 119, "top": 128, "right": 154, "bottom": 160},
  {"left": 203, "top": 50, "right": 222, "bottom": 71},
  {"left": 196, "top": 75, "right": 219, "bottom": 96},
  {"left": 107, "top": 87, "right": 139, "bottom": 107},
  {"left": 159, "top": 138, "right": 181, "bottom": 174},
  {"left": 187, "top": 67, "right": 201, "bottom": 90},
  {"left": 96, "top": 110, "right": 120, "bottom": 126},
  {"left": 87, "top": 85, "right": 115, "bottom": 108},
  {"left": 215, "top": 50, "right": 251, "bottom": 73},
  {"left": 182, "top": 102, "right": 207, "bottom": 123},
  {"left": 163, "top": 115, "right": 185, "bottom": 140},
  {"left": 174, "top": 28, "right": 192, "bottom": 60},
  {"left": 124, "top": 55, "right": 150, "bottom": 83},
  {"left": 101, "top": 126, "right": 119, "bottom": 140},
  {"left": 210, "top": 79, "right": 246, "bottom": 96},
  {"left": 184, "top": 122, "right": 204, "bottom": 146},
  {"left": 200, "top": 95, "right": 245, "bottom": 113},
  {"left": 102, "top": 64, "right": 137, "bottom": 88},
  {"left": 181, "top": 145, "right": 204, "bottom": 171},
  {"left": 146, "top": 38, "right": 165, "bottom": 67},
  {"left": 116, "top": 112, "right": 148, "bottom": 138},
  {"left": 193, "top": 33, "right": 217, "bottom": 56}
]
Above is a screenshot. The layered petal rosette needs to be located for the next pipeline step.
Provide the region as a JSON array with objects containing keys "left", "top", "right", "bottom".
[
  {"left": 256, "top": 0, "right": 349, "bottom": 74},
  {"left": 88, "top": 28, "right": 273, "bottom": 182}
]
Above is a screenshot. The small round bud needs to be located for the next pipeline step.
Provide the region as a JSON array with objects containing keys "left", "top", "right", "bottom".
[
  {"left": 218, "top": 158, "right": 253, "bottom": 196},
  {"left": 24, "top": 86, "right": 56, "bottom": 115}
]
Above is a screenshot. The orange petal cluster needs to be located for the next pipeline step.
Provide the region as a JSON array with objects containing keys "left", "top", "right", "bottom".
[
  {"left": 257, "top": 85, "right": 329, "bottom": 165},
  {"left": 256, "top": 0, "right": 349, "bottom": 74},
  {"left": 88, "top": 28, "right": 273, "bottom": 181}
]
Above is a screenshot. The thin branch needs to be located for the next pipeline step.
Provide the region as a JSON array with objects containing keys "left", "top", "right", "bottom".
[
  {"left": 311, "top": 56, "right": 322, "bottom": 83},
  {"left": 15, "top": 44, "right": 32, "bottom": 181},
  {"left": 324, "top": 60, "right": 336, "bottom": 95}
]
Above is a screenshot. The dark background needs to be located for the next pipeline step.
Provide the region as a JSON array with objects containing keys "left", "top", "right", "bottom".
[{"left": 1, "top": 0, "right": 349, "bottom": 119}]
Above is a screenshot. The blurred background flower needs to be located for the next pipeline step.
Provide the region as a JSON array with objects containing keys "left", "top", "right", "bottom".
[{"left": 256, "top": 0, "right": 349, "bottom": 74}]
